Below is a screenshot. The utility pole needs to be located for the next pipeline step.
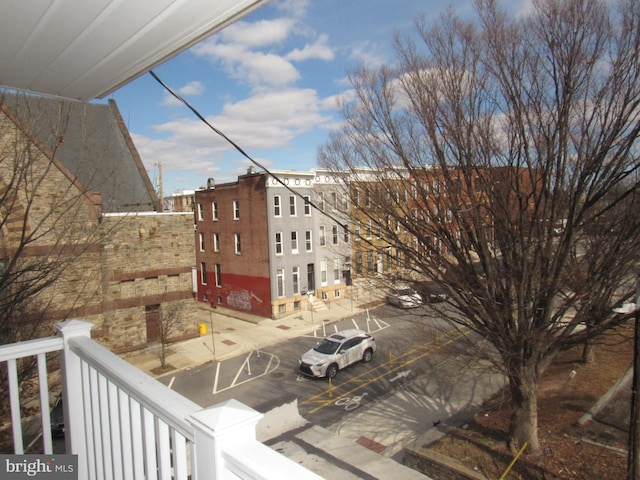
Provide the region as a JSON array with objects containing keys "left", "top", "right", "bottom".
[{"left": 157, "top": 162, "right": 164, "bottom": 212}]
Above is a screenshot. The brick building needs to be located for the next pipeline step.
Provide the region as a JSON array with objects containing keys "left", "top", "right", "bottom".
[
  {"left": 0, "top": 92, "right": 198, "bottom": 352},
  {"left": 194, "top": 168, "right": 351, "bottom": 319}
]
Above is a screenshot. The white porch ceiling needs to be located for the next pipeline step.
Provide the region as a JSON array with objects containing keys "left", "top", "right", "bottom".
[{"left": 0, "top": 0, "right": 270, "bottom": 101}]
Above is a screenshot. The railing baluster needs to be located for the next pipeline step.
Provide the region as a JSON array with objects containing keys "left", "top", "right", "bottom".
[
  {"left": 172, "top": 428, "right": 189, "bottom": 480},
  {"left": 81, "top": 361, "right": 96, "bottom": 480},
  {"left": 157, "top": 419, "right": 171, "bottom": 480},
  {"left": 117, "top": 388, "right": 133, "bottom": 478},
  {"left": 129, "top": 397, "right": 145, "bottom": 479},
  {"left": 7, "top": 358, "right": 23, "bottom": 454},
  {"left": 143, "top": 407, "right": 158, "bottom": 480},
  {"left": 37, "top": 353, "right": 53, "bottom": 454}
]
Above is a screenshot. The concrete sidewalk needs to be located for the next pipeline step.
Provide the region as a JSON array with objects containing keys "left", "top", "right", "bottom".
[{"left": 126, "top": 296, "right": 380, "bottom": 377}]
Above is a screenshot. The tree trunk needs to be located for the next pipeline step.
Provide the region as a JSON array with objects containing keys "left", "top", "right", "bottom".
[
  {"left": 507, "top": 372, "right": 541, "bottom": 454},
  {"left": 582, "top": 339, "right": 596, "bottom": 365}
]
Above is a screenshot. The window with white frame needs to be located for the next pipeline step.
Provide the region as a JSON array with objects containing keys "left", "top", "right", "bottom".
[
  {"left": 234, "top": 233, "right": 241, "bottom": 254},
  {"left": 331, "top": 192, "right": 337, "bottom": 210},
  {"left": 318, "top": 192, "right": 324, "bottom": 210},
  {"left": 343, "top": 225, "right": 349, "bottom": 242},
  {"left": 305, "top": 230, "right": 313, "bottom": 252},
  {"left": 342, "top": 193, "right": 348, "bottom": 211},
  {"left": 319, "top": 225, "right": 326, "bottom": 247},
  {"left": 320, "top": 259, "right": 327, "bottom": 285},
  {"left": 199, "top": 232, "right": 205, "bottom": 251},
  {"left": 304, "top": 195, "right": 311, "bottom": 215},
  {"left": 201, "top": 262, "right": 207, "bottom": 284},
  {"left": 289, "top": 195, "right": 297, "bottom": 216},
  {"left": 333, "top": 258, "right": 340, "bottom": 282},
  {"left": 366, "top": 219, "right": 372, "bottom": 239},
  {"left": 233, "top": 200, "right": 240, "bottom": 220},
  {"left": 332, "top": 225, "right": 338, "bottom": 245},
  {"left": 215, "top": 263, "right": 222, "bottom": 287},
  {"left": 213, "top": 233, "right": 219, "bottom": 252},
  {"left": 273, "top": 195, "right": 281, "bottom": 217},
  {"left": 276, "top": 268, "right": 285, "bottom": 297},
  {"left": 212, "top": 201, "right": 218, "bottom": 221},
  {"left": 197, "top": 203, "right": 203, "bottom": 221},
  {"left": 275, "top": 232, "right": 283, "bottom": 255},
  {"left": 292, "top": 266, "right": 300, "bottom": 294},
  {"left": 355, "top": 220, "right": 361, "bottom": 240},
  {"left": 291, "top": 231, "right": 298, "bottom": 253}
]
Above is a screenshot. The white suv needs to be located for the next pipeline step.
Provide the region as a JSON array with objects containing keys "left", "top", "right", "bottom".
[{"left": 299, "top": 329, "right": 376, "bottom": 378}]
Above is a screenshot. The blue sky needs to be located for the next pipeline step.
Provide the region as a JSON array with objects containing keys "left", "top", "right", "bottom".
[{"left": 109, "top": 0, "right": 529, "bottom": 196}]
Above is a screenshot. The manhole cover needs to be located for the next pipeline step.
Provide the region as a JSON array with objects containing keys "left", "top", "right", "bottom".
[{"left": 271, "top": 372, "right": 284, "bottom": 378}]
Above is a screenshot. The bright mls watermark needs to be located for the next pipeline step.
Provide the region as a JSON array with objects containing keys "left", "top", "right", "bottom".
[{"left": 0, "top": 455, "right": 77, "bottom": 479}]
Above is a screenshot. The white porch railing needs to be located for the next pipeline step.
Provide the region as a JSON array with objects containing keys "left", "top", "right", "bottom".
[{"left": 0, "top": 319, "right": 323, "bottom": 480}]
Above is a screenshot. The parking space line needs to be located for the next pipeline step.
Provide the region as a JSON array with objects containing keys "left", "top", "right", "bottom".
[
  {"left": 299, "top": 328, "right": 469, "bottom": 414},
  {"left": 212, "top": 350, "right": 280, "bottom": 395}
]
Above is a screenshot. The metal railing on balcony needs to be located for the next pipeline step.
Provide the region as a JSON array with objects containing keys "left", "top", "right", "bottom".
[{"left": 0, "top": 319, "right": 322, "bottom": 480}]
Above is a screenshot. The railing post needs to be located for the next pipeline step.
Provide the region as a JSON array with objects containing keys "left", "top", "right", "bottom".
[
  {"left": 189, "top": 399, "right": 263, "bottom": 480},
  {"left": 56, "top": 319, "right": 93, "bottom": 480}
]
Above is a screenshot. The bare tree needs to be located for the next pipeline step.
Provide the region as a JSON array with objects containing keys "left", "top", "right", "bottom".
[
  {"left": 0, "top": 93, "right": 111, "bottom": 409},
  {"left": 154, "top": 302, "right": 184, "bottom": 369},
  {"left": 319, "top": 0, "right": 640, "bottom": 454}
]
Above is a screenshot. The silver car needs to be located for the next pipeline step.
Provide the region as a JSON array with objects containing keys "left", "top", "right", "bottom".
[
  {"left": 299, "top": 329, "right": 376, "bottom": 378},
  {"left": 386, "top": 285, "right": 423, "bottom": 308}
]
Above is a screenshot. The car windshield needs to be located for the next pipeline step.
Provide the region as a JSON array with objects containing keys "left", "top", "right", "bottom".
[
  {"left": 398, "top": 288, "right": 416, "bottom": 296},
  {"left": 314, "top": 339, "right": 340, "bottom": 354}
]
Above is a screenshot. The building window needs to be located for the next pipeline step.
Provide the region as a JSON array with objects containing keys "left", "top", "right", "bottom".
[
  {"left": 332, "top": 225, "right": 339, "bottom": 245},
  {"left": 355, "top": 220, "right": 361, "bottom": 240},
  {"left": 234, "top": 233, "right": 241, "bottom": 254},
  {"left": 343, "top": 226, "right": 349, "bottom": 243},
  {"left": 292, "top": 266, "right": 300, "bottom": 295},
  {"left": 353, "top": 188, "right": 359, "bottom": 207},
  {"left": 233, "top": 200, "right": 240, "bottom": 220},
  {"left": 318, "top": 192, "right": 325, "bottom": 211},
  {"left": 212, "top": 201, "right": 218, "bottom": 221},
  {"left": 277, "top": 268, "right": 285, "bottom": 297},
  {"left": 305, "top": 230, "right": 313, "bottom": 252},
  {"left": 355, "top": 252, "right": 362, "bottom": 275},
  {"left": 215, "top": 264, "right": 222, "bottom": 287},
  {"left": 366, "top": 219, "right": 372, "bottom": 239},
  {"left": 367, "top": 251, "right": 374, "bottom": 272},
  {"left": 331, "top": 192, "right": 337, "bottom": 210},
  {"left": 275, "top": 232, "right": 283, "bottom": 255},
  {"left": 304, "top": 196, "right": 311, "bottom": 215},
  {"left": 197, "top": 203, "right": 203, "bottom": 221},
  {"left": 334, "top": 258, "right": 340, "bottom": 282},
  {"left": 291, "top": 231, "right": 298, "bottom": 253},
  {"left": 319, "top": 225, "right": 326, "bottom": 247},
  {"left": 199, "top": 232, "right": 205, "bottom": 251},
  {"left": 320, "top": 259, "right": 327, "bottom": 285},
  {"left": 278, "top": 304, "right": 287, "bottom": 314},
  {"left": 273, "top": 195, "right": 281, "bottom": 217},
  {"left": 201, "top": 262, "right": 207, "bottom": 284},
  {"left": 213, "top": 233, "right": 219, "bottom": 252},
  {"left": 289, "top": 195, "right": 297, "bottom": 216},
  {"left": 342, "top": 194, "right": 348, "bottom": 211}
]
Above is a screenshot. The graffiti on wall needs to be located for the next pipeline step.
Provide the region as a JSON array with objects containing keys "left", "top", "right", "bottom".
[{"left": 227, "top": 289, "right": 263, "bottom": 311}]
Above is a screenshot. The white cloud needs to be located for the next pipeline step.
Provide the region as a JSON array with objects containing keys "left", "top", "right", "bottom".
[
  {"left": 192, "top": 37, "right": 300, "bottom": 88},
  {"left": 138, "top": 88, "right": 335, "bottom": 178},
  {"left": 218, "top": 18, "right": 294, "bottom": 47},
  {"left": 161, "top": 80, "right": 205, "bottom": 106},
  {"left": 286, "top": 34, "right": 334, "bottom": 62}
]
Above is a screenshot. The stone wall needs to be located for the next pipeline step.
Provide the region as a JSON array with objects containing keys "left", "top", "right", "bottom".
[{"left": 97, "top": 212, "right": 199, "bottom": 352}]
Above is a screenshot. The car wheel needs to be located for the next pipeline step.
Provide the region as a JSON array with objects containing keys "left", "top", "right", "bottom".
[
  {"left": 326, "top": 363, "right": 338, "bottom": 379},
  {"left": 362, "top": 348, "right": 373, "bottom": 363}
]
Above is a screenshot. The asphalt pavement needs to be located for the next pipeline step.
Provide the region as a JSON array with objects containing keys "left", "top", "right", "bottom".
[{"left": 124, "top": 296, "right": 631, "bottom": 479}]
